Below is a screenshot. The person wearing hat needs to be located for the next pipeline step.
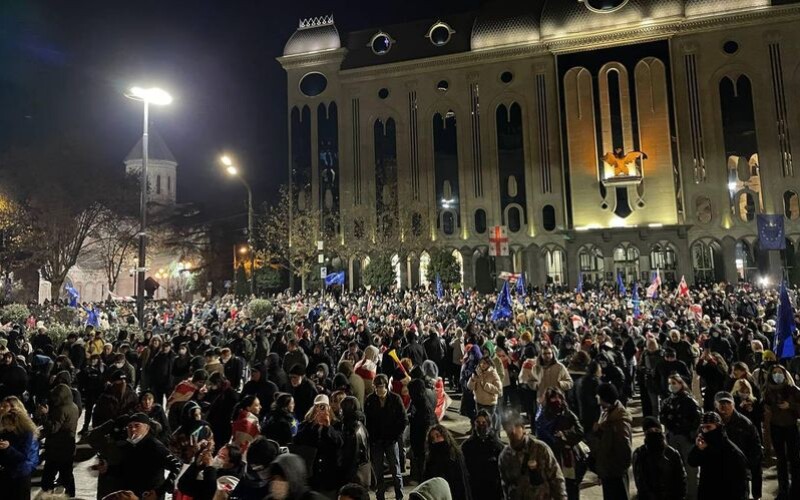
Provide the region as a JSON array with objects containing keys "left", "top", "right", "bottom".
[
  {"left": 294, "top": 393, "right": 344, "bottom": 495},
  {"left": 108, "top": 413, "right": 182, "bottom": 499},
  {"left": 593, "top": 382, "right": 632, "bottom": 499},
  {"left": 687, "top": 411, "right": 749, "bottom": 500},
  {"left": 632, "top": 416, "right": 686, "bottom": 500},
  {"left": 664, "top": 330, "right": 695, "bottom": 375},
  {"left": 92, "top": 370, "right": 139, "bottom": 428},
  {"left": 659, "top": 374, "right": 702, "bottom": 500},
  {"left": 714, "top": 391, "right": 763, "bottom": 500}
]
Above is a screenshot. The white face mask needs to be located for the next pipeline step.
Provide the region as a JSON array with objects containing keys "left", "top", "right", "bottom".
[
  {"left": 210, "top": 457, "right": 225, "bottom": 469},
  {"left": 115, "top": 362, "right": 124, "bottom": 368},
  {"left": 127, "top": 434, "right": 145, "bottom": 445},
  {"left": 270, "top": 479, "right": 290, "bottom": 500}
]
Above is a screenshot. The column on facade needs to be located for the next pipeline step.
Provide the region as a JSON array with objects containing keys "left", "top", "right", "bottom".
[
  {"left": 461, "top": 248, "right": 475, "bottom": 289},
  {"left": 721, "top": 237, "right": 739, "bottom": 284}
]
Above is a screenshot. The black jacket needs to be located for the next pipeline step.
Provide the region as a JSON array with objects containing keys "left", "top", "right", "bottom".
[
  {"left": 687, "top": 430, "right": 749, "bottom": 500},
  {"left": 112, "top": 433, "right": 182, "bottom": 496},
  {"left": 364, "top": 392, "right": 407, "bottom": 443},
  {"left": 461, "top": 432, "right": 504, "bottom": 500},
  {"left": 289, "top": 378, "right": 318, "bottom": 421},
  {"left": 633, "top": 441, "right": 687, "bottom": 500},
  {"left": 262, "top": 409, "right": 297, "bottom": 446},
  {"left": 722, "top": 410, "right": 762, "bottom": 469},
  {"left": 660, "top": 391, "right": 701, "bottom": 437},
  {"left": 402, "top": 339, "right": 427, "bottom": 368},
  {"left": 294, "top": 421, "right": 344, "bottom": 491},
  {"left": 423, "top": 444, "right": 472, "bottom": 500}
]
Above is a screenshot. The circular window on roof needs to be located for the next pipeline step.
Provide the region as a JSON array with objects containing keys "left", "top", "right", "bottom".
[
  {"left": 437, "top": 80, "right": 449, "bottom": 92},
  {"left": 378, "top": 88, "right": 389, "bottom": 99},
  {"left": 500, "top": 71, "right": 513, "bottom": 84},
  {"left": 370, "top": 32, "right": 393, "bottom": 55},
  {"left": 427, "top": 22, "right": 454, "bottom": 46},
  {"left": 299, "top": 72, "right": 327, "bottom": 97},
  {"left": 584, "top": 0, "right": 629, "bottom": 13},
  {"left": 723, "top": 40, "right": 739, "bottom": 55}
]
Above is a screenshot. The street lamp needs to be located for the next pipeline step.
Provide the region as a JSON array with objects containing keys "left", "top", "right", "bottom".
[
  {"left": 126, "top": 86, "right": 172, "bottom": 326},
  {"left": 220, "top": 155, "right": 255, "bottom": 295}
]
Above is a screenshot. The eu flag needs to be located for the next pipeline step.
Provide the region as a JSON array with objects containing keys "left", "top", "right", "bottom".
[
  {"left": 65, "top": 284, "right": 80, "bottom": 308},
  {"left": 617, "top": 272, "right": 627, "bottom": 297},
  {"left": 491, "top": 281, "right": 513, "bottom": 322},
  {"left": 324, "top": 271, "right": 345, "bottom": 287},
  {"left": 516, "top": 273, "right": 526, "bottom": 297},
  {"left": 632, "top": 282, "right": 641, "bottom": 319},
  {"left": 576, "top": 272, "right": 583, "bottom": 294},
  {"left": 435, "top": 274, "right": 444, "bottom": 300},
  {"left": 758, "top": 214, "right": 786, "bottom": 250},
  {"left": 774, "top": 280, "right": 797, "bottom": 360}
]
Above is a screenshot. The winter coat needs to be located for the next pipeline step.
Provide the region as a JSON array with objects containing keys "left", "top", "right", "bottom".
[
  {"left": 177, "top": 463, "right": 220, "bottom": 500},
  {"left": 534, "top": 408, "right": 585, "bottom": 475},
  {"left": 337, "top": 416, "right": 372, "bottom": 487},
  {"left": 170, "top": 401, "right": 216, "bottom": 463},
  {"left": 423, "top": 443, "right": 472, "bottom": 500},
  {"left": 93, "top": 383, "right": 139, "bottom": 426},
  {"left": 294, "top": 421, "right": 344, "bottom": 492},
  {"left": 659, "top": 390, "right": 702, "bottom": 437},
  {"left": 42, "top": 383, "right": 79, "bottom": 462},
  {"left": 411, "top": 477, "right": 453, "bottom": 500},
  {"left": 461, "top": 431, "right": 505, "bottom": 500},
  {"left": 0, "top": 361, "right": 28, "bottom": 400},
  {"left": 283, "top": 349, "right": 309, "bottom": 373},
  {"left": 593, "top": 401, "right": 632, "bottom": 479},
  {"left": 763, "top": 365, "right": 800, "bottom": 427},
  {"left": 0, "top": 429, "right": 39, "bottom": 479},
  {"left": 576, "top": 374, "right": 601, "bottom": 432},
  {"left": 499, "top": 435, "right": 567, "bottom": 500},
  {"left": 262, "top": 409, "right": 298, "bottom": 446},
  {"left": 364, "top": 391, "right": 407, "bottom": 443},
  {"left": 409, "top": 382, "right": 437, "bottom": 455},
  {"left": 111, "top": 433, "right": 183, "bottom": 497},
  {"left": 632, "top": 441, "right": 687, "bottom": 500},
  {"left": 231, "top": 409, "right": 260, "bottom": 455},
  {"left": 205, "top": 383, "right": 239, "bottom": 445},
  {"left": 290, "top": 377, "right": 318, "bottom": 420},
  {"left": 520, "top": 358, "right": 573, "bottom": 404},
  {"left": 687, "top": 429, "right": 749, "bottom": 500},
  {"left": 467, "top": 364, "right": 502, "bottom": 406},
  {"left": 402, "top": 338, "right": 427, "bottom": 368}
]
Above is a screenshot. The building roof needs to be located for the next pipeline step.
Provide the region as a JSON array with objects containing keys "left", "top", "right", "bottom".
[
  {"left": 124, "top": 131, "right": 177, "bottom": 163},
  {"left": 471, "top": 1, "right": 545, "bottom": 50},
  {"left": 340, "top": 12, "right": 476, "bottom": 70},
  {"left": 540, "top": 0, "right": 684, "bottom": 40},
  {"left": 283, "top": 15, "right": 342, "bottom": 57},
  {"left": 684, "top": 0, "right": 772, "bottom": 17}
]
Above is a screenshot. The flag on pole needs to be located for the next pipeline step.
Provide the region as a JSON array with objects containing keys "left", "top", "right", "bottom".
[
  {"left": 576, "top": 272, "right": 583, "bottom": 294},
  {"left": 65, "top": 284, "right": 80, "bottom": 308},
  {"left": 516, "top": 273, "right": 526, "bottom": 298},
  {"left": 324, "top": 271, "right": 345, "bottom": 287},
  {"left": 632, "top": 282, "right": 641, "bottom": 319},
  {"left": 491, "top": 281, "right": 513, "bottom": 322},
  {"left": 617, "top": 272, "right": 627, "bottom": 297},
  {"left": 677, "top": 276, "right": 690, "bottom": 299},
  {"left": 646, "top": 269, "right": 661, "bottom": 299},
  {"left": 774, "top": 280, "right": 797, "bottom": 360},
  {"left": 435, "top": 274, "right": 443, "bottom": 300}
]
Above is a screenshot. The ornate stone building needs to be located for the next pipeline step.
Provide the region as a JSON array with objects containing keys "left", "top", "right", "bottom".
[{"left": 278, "top": 0, "right": 800, "bottom": 291}]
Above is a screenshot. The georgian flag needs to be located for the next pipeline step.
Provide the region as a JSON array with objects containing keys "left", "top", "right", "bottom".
[
  {"left": 677, "top": 276, "right": 691, "bottom": 298},
  {"left": 646, "top": 269, "right": 661, "bottom": 299}
]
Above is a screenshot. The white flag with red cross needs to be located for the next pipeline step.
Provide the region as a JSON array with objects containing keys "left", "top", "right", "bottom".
[
  {"left": 489, "top": 225, "right": 509, "bottom": 257},
  {"left": 677, "top": 276, "right": 691, "bottom": 299}
]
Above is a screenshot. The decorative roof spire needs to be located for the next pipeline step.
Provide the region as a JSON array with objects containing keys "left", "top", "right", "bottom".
[{"left": 298, "top": 14, "right": 334, "bottom": 30}]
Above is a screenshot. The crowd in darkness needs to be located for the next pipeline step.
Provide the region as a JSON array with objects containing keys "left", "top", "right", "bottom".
[{"left": 0, "top": 281, "right": 798, "bottom": 500}]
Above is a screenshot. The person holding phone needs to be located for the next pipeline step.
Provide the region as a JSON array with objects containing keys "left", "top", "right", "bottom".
[
  {"left": 0, "top": 408, "right": 39, "bottom": 500},
  {"left": 687, "top": 411, "right": 748, "bottom": 500}
]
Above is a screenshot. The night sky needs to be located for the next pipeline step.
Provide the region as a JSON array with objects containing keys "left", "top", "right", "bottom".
[{"left": 1, "top": 0, "right": 481, "bottom": 221}]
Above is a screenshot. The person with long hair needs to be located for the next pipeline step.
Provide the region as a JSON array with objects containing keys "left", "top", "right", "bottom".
[
  {"left": 170, "top": 400, "right": 215, "bottom": 464},
  {"left": 423, "top": 424, "right": 472, "bottom": 500},
  {"left": 231, "top": 394, "right": 261, "bottom": 455},
  {"left": 535, "top": 387, "right": 586, "bottom": 500},
  {"left": 336, "top": 396, "right": 372, "bottom": 489},
  {"left": 263, "top": 393, "right": 299, "bottom": 445},
  {"left": 0, "top": 406, "right": 40, "bottom": 499}
]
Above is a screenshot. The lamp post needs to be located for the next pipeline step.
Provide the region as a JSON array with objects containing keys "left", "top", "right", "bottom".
[
  {"left": 125, "top": 86, "right": 172, "bottom": 326},
  {"left": 221, "top": 155, "right": 255, "bottom": 295}
]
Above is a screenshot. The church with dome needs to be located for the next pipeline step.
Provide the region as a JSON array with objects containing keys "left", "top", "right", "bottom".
[{"left": 278, "top": 0, "right": 800, "bottom": 291}]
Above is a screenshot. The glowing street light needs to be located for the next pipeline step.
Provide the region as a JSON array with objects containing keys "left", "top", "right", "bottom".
[
  {"left": 220, "top": 154, "right": 255, "bottom": 295},
  {"left": 125, "top": 85, "right": 172, "bottom": 325}
]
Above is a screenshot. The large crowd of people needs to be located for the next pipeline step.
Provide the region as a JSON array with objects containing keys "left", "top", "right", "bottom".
[{"left": 0, "top": 281, "right": 798, "bottom": 500}]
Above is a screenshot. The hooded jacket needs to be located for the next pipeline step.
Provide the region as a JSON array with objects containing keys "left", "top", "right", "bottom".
[
  {"left": 467, "top": 362, "right": 502, "bottom": 406},
  {"left": 499, "top": 435, "right": 567, "bottom": 500},
  {"left": 266, "top": 453, "right": 326, "bottom": 500},
  {"left": 410, "top": 477, "right": 453, "bottom": 500},
  {"left": 42, "top": 383, "right": 79, "bottom": 462},
  {"left": 461, "top": 427, "right": 504, "bottom": 500},
  {"left": 594, "top": 401, "right": 632, "bottom": 478},
  {"left": 687, "top": 427, "right": 749, "bottom": 500},
  {"left": 519, "top": 355, "right": 573, "bottom": 404}
]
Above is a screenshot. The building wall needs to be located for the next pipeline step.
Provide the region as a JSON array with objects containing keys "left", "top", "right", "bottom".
[{"left": 279, "top": 3, "right": 800, "bottom": 289}]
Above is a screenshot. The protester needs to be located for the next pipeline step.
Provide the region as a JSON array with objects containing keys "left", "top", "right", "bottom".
[
  {"left": 263, "top": 392, "right": 299, "bottom": 445},
  {"left": 39, "top": 383, "right": 79, "bottom": 497},
  {"left": 593, "top": 382, "right": 632, "bottom": 500},
  {"left": 0, "top": 405, "right": 40, "bottom": 500},
  {"left": 231, "top": 395, "right": 261, "bottom": 455},
  {"left": 632, "top": 416, "right": 686, "bottom": 500},
  {"left": 365, "top": 374, "right": 406, "bottom": 500},
  {"left": 763, "top": 363, "right": 800, "bottom": 499},
  {"left": 461, "top": 409, "right": 504, "bottom": 500},
  {"left": 687, "top": 411, "right": 749, "bottom": 499},
  {"left": 294, "top": 394, "right": 344, "bottom": 495},
  {"left": 659, "top": 373, "right": 701, "bottom": 500},
  {"left": 535, "top": 387, "right": 586, "bottom": 500},
  {"left": 336, "top": 396, "right": 372, "bottom": 489},
  {"left": 714, "top": 391, "right": 763, "bottom": 500},
  {"left": 422, "top": 424, "right": 471, "bottom": 500}
]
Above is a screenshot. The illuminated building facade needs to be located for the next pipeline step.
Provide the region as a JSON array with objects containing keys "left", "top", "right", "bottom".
[{"left": 278, "top": 1, "right": 800, "bottom": 291}]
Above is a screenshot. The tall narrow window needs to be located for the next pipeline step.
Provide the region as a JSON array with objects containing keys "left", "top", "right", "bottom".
[
  {"left": 496, "top": 103, "right": 526, "bottom": 224},
  {"left": 433, "top": 111, "right": 460, "bottom": 233},
  {"left": 375, "top": 118, "right": 398, "bottom": 235},
  {"left": 721, "top": 75, "right": 761, "bottom": 220},
  {"left": 156, "top": 175, "right": 161, "bottom": 194},
  {"left": 318, "top": 102, "right": 340, "bottom": 235},
  {"left": 291, "top": 106, "right": 312, "bottom": 211},
  {"left": 167, "top": 176, "right": 172, "bottom": 193}
]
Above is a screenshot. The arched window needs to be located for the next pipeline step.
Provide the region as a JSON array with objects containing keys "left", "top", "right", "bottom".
[
  {"left": 784, "top": 191, "right": 800, "bottom": 220},
  {"left": 474, "top": 209, "right": 487, "bottom": 234},
  {"left": 452, "top": 249, "right": 464, "bottom": 284},
  {"left": 433, "top": 111, "right": 460, "bottom": 235},
  {"left": 613, "top": 243, "right": 640, "bottom": 284},
  {"left": 735, "top": 240, "right": 756, "bottom": 281},
  {"left": 692, "top": 241, "right": 719, "bottom": 284},
  {"left": 578, "top": 245, "right": 605, "bottom": 285},
  {"left": 507, "top": 206, "right": 521, "bottom": 233},
  {"left": 696, "top": 196, "right": 712, "bottom": 224},
  {"left": 442, "top": 211, "right": 456, "bottom": 235},
  {"left": 542, "top": 205, "right": 556, "bottom": 231},
  {"left": 419, "top": 251, "right": 430, "bottom": 286},
  {"left": 650, "top": 243, "right": 677, "bottom": 282},
  {"left": 544, "top": 247, "right": 566, "bottom": 285}
]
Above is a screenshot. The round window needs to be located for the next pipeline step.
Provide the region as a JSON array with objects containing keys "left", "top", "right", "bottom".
[
  {"left": 370, "top": 32, "right": 393, "bottom": 55},
  {"left": 437, "top": 80, "right": 449, "bottom": 92},
  {"left": 500, "top": 71, "right": 513, "bottom": 84},
  {"left": 584, "top": 0, "right": 628, "bottom": 13},
  {"left": 723, "top": 40, "right": 739, "bottom": 55},
  {"left": 429, "top": 23, "right": 452, "bottom": 46},
  {"left": 299, "top": 72, "right": 327, "bottom": 97},
  {"left": 378, "top": 88, "right": 389, "bottom": 99}
]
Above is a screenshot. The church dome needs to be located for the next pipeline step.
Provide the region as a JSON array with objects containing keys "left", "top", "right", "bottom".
[
  {"left": 684, "top": 0, "right": 771, "bottom": 18},
  {"left": 540, "top": 0, "right": 684, "bottom": 40},
  {"left": 283, "top": 15, "right": 341, "bottom": 57}
]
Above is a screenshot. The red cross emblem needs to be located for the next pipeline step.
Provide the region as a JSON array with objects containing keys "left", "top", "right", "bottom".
[{"left": 489, "top": 226, "right": 509, "bottom": 257}]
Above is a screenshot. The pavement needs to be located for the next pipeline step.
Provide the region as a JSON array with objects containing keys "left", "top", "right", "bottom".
[{"left": 33, "top": 389, "right": 780, "bottom": 499}]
